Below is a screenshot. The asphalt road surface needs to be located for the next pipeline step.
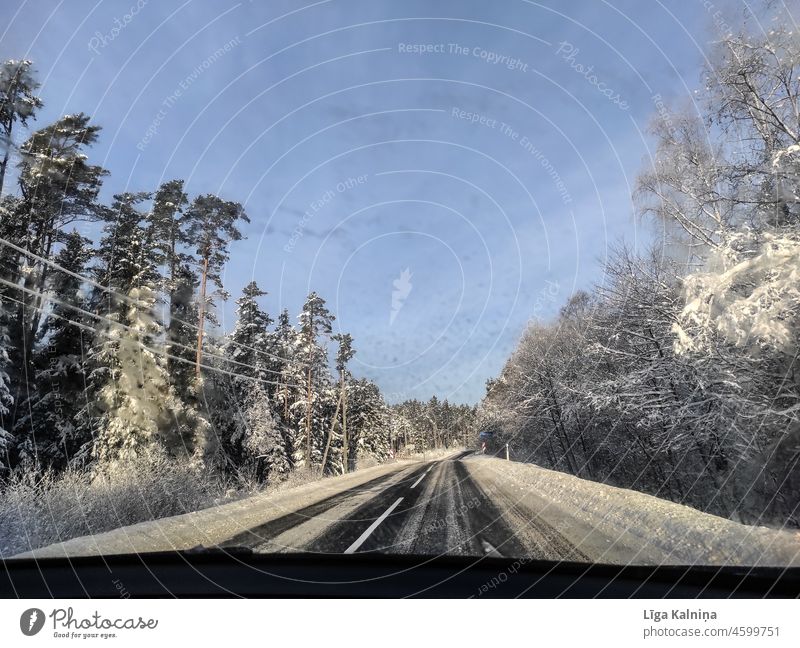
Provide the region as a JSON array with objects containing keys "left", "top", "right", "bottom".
[
  {"left": 222, "top": 451, "right": 586, "bottom": 559},
  {"left": 17, "top": 451, "right": 800, "bottom": 566}
]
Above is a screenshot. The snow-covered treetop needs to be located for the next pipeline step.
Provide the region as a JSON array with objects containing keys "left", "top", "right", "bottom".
[{"left": 673, "top": 229, "right": 800, "bottom": 354}]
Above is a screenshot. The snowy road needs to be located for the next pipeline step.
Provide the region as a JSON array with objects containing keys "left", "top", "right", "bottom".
[
  {"left": 218, "top": 452, "right": 800, "bottom": 566},
  {"left": 222, "top": 451, "right": 574, "bottom": 558},
  {"left": 16, "top": 452, "right": 800, "bottom": 566}
]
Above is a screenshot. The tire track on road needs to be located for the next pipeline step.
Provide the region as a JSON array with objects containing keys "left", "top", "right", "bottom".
[
  {"left": 305, "top": 462, "right": 437, "bottom": 553},
  {"left": 221, "top": 464, "right": 429, "bottom": 550}
]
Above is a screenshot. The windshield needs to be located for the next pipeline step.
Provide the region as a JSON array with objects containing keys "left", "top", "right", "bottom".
[{"left": 1, "top": 0, "right": 799, "bottom": 570}]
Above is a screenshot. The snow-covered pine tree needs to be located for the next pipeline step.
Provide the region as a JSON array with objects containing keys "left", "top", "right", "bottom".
[
  {"left": 228, "top": 281, "right": 273, "bottom": 376},
  {"left": 9, "top": 113, "right": 107, "bottom": 434},
  {"left": 347, "top": 378, "right": 390, "bottom": 467},
  {"left": 270, "top": 309, "right": 296, "bottom": 399},
  {"left": 184, "top": 194, "right": 248, "bottom": 379},
  {"left": 272, "top": 309, "right": 300, "bottom": 467},
  {"left": 146, "top": 179, "right": 189, "bottom": 284},
  {"left": 13, "top": 230, "right": 93, "bottom": 468},
  {"left": 143, "top": 179, "right": 210, "bottom": 455},
  {"left": 164, "top": 264, "right": 201, "bottom": 418},
  {"left": 146, "top": 179, "right": 194, "bottom": 386},
  {"left": 296, "top": 292, "right": 334, "bottom": 469},
  {"left": 0, "top": 300, "right": 13, "bottom": 473},
  {"left": 91, "top": 282, "right": 186, "bottom": 465},
  {"left": 0, "top": 58, "right": 42, "bottom": 195},
  {"left": 321, "top": 332, "right": 354, "bottom": 473},
  {"left": 242, "top": 380, "right": 290, "bottom": 482},
  {"left": 87, "top": 193, "right": 185, "bottom": 466},
  {"left": 218, "top": 281, "right": 274, "bottom": 464},
  {"left": 0, "top": 197, "right": 19, "bottom": 472}
]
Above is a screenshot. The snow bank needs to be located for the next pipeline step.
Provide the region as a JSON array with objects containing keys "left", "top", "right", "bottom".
[
  {"left": 11, "top": 460, "right": 418, "bottom": 559},
  {"left": 466, "top": 456, "right": 800, "bottom": 567}
]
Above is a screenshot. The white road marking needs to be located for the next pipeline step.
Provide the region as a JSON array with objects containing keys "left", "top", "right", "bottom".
[
  {"left": 481, "top": 539, "right": 504, "bottom": 558},
  {"left": 410, "top": 467, "right": 431, "bottom": 489},
  {"left": 344, "top": 497, "right": 404, "bottom": 554}
]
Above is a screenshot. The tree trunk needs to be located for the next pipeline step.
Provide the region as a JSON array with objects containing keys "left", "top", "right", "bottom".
[
  {"left": 305, "top": 338, "right": 313, "bottom": 467},
  {"left": 320, "top": 389, "right": 342, "bottom": 474},
  {"left": 0, "top": 147, "right": 9, "bottom": 197},
  {"left": 341, "top": 368, "right": 348, "bottom": 472},
  {"left": 195, "top": 255, "right": 209, "bottom": 377}
]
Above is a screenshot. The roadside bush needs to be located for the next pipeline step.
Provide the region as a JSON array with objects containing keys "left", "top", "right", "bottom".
[{"left": 0, "top": 450, "right": 226, "bottom": 557}]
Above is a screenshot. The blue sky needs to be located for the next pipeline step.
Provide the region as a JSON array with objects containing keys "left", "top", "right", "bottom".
[{"left": 1, "top": 0, "right": 741, "bottom": 403}]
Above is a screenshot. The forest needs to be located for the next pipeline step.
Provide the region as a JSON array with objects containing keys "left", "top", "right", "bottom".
[
  {"left": 478, "top": 22, "right": 800, "bottom": 527},
  {"left": 0, "top": 58, "right": 475, "bottom": 554}
]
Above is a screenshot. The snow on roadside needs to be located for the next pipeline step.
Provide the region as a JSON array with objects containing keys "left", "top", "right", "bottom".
[
  {"left": 11, "top": 460, "right": 419, "bottom": 559},
  {"left": 465, "top": 455, "right": 800, "bottom": 567}
]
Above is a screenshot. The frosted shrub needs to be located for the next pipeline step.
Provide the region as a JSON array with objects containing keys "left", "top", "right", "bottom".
[{"left": 0, "top": 452, "right": 225, "bottom": 557}]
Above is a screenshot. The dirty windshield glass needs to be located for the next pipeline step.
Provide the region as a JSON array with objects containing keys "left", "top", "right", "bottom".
[{"left": 1, "top": 0, "right": 799, "bottom": 571}]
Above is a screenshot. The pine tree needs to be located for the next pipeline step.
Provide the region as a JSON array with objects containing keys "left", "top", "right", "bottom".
[
  {"left": 165, "top": 263, "right": 198, "bottom": 405},
  {"left": 0, "top": 59, "right": 42, "bottom": 194},
  {"left": 297, "top": 292, "right": 334, "bottom": 469},
  {"left": 218, "top": 281, "right": 274, "bottom": 463},
  {"left": 144, "top": 180, "right": 208, "bottom": 455},
  {"left": 95, "top": 192, "right": 157, "bottom": 293},
  {"left": 242, "top": 381, "right": 290, "bottom": 481},
  {"left": 145, "top": 179, "right": 195, "bottom": 390},
  {"left": 0, "top": 303, "right": 13, "bottom": 473},
  {"left": 146, "top": 179, "right": 189, "bottom": 283},
  {"left": 14, "top": 230, "right": 93, "bottom": 468},
  {"left": 321, "top": 333, "right": 354, "bottom": 473},
  {"left": 91, "top": 283, "right": 185, "bottom": 465},
  {"left": 8, "top": 113, "right": 107, "bottom": 434},
  {"left": 228, "top": 281, "right": 272, "bottom": 377},
  {"left": 348, "top": 379, "right": 390, "bottom": 467},
  {"left": 184, "top": 194, "right": 248, "bottom": 378},
  {"left": 0, "top": 197, "right": 19, "bottom": 472},
  {"left": 272, "top": 309, "right": 300, "bottom": 466},
  {"left": 87, "top": 193, "right": 184, "bottom": 465}
]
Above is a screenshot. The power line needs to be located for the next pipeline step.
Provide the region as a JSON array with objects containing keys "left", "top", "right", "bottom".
[
  {"left": 0, "top": 235, "right": 306, "bottom": 367},
  {"left": 0, "top": 281, "right": 305, "bottom": 391}
]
